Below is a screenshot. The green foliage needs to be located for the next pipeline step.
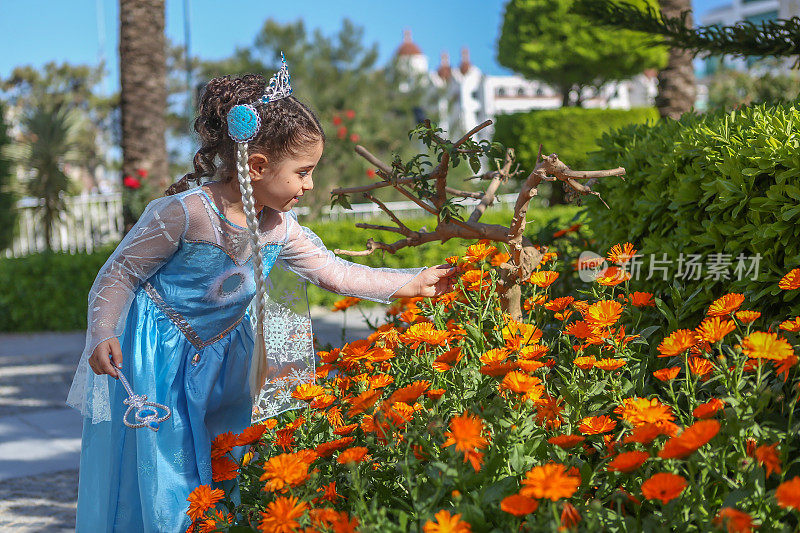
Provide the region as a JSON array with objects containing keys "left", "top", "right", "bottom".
[
  {"left": 497, "top": 0, "right": 667, "bottom": 104},
  {"left": 0, "top": 100, "right": 16, "bottom": 251},
  {"left": 582, "top": 101, "right": 800, "bottom": 324},
  {"left": 493, "top": 107, "right": 660, "bottom": 174},
  {"left": 573, "top": 0, "right": 800, "bottom": 60},
  {"left": 0, "top": 246, "right": 113, "bottom": 331},
  {"left": 706, "top": 62, "right": 800, "bottom": 112}
]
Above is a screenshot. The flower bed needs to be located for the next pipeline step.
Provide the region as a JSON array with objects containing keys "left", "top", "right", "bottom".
[{"left": 188, "top": 242, "right": 800, "bottom": 532}]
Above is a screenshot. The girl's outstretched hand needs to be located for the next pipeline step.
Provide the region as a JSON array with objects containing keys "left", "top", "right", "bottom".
[{"left": 395, "top": 264, "right": 457, "bottom": 299}]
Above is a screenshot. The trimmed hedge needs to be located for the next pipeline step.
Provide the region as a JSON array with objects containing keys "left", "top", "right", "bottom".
[
  {"left": 0, "top": 206, "right": 580, "bottom": 331},
  {"left": 493, "top": 107, "right": 660, "bottom": 173},
  {"left": 582, "top": 102, "right": 800, "bottom": 324}
]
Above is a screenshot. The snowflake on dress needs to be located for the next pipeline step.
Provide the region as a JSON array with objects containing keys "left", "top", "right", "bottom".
[{"left": 274, "top": 389, "right": 293, "bottom": 404}]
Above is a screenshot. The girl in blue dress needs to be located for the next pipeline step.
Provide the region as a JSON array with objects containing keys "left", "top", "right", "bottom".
[{"left": 67, "top": 56, "right": 454, "bottom": 532}]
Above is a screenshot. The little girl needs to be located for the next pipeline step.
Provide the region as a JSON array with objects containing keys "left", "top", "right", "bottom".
[{"left": 67, "top": 55, "right": 454, "bottom": 532}]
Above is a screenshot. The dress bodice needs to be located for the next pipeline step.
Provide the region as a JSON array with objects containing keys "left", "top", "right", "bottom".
[{"left": 146, "top": 240, "right": 282, "bottom": 349}]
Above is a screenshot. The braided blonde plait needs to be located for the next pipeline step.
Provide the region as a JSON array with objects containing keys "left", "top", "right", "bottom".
[{"left": 234, "top": 142, "right": 271, "bottom": 394}]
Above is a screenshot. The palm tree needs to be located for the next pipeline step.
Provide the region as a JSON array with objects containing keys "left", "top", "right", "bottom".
[
  {"left": 655, "top": 0, "right": 697, "bottom": 119},
  {"left": 3, "top": 104, "right": 84, "bottom": 250},
  {"left": 119, "top": 0, "right": 169, "bottom": 219}
]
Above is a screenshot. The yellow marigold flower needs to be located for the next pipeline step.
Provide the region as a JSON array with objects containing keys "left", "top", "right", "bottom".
[
  {"left": 740, "top": 331, "right": 795, "bottom": 361},
  {"left": 594, "top": 358, "right": 626, "bottom": 371},
  {"left": 501, "top": 321, "right": 542, "bottom": 345},
  {"left": 423, "top": 510, "right": 472, "bottom": 533},
  {"left": 688, "top": 357, "right": 714, "bottom": 376},
  {"left": 695, "top": 316, "right": 736, "bottom": 344},
  {"left": 779, "top": 268, "right": 800, "bottom": 290},
  {"left": 400, "top": 322, "right": 450, "bottom": 349},
  {"left": 607, "top": 242, "right": 637, "bottom": 264},
  {"left": 585, "top": 300, "right": 623, "bottom": 329},
  {"left": 464, "top": 242, "right": 497, "bottom": 263},
  {"left": 291, "top": 383, "right": 325, "bottom": 402},
  {"left": 573, "top": 355, "right": 596, "bottom": 370},
  {"left": 528, "top": 270, "right": 560, "bottom": 288},
  {"left": 480, "top": 348, "right": 509, "bottom": 364},
  {"left": 519, "top": 463, "right": 581, "bottom": 501},
  {"left": 735, "top": 310, "right": 761, "bottom": 323},
  {"left": 707, "top": 293, "right": 745, "bottom": 317},
  {"left": 779, "top": 317, "right": 800, "bottom": 332},
  {"left": 614, "top": 397, "right": 675, "bottom": 427},
  {"left": 657, "top": 329, "right": 697, "bottom": 358},
  {"left": 579, "top": 415, "right": 617, "bottom": 435}
]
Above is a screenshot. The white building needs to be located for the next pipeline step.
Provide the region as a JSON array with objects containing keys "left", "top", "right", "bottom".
[
  {"left": 700, "top": 0, "right": 799, "bottom": 75},
  {"left": 394, "top": 30, "right": 659, "bottom": 141}
]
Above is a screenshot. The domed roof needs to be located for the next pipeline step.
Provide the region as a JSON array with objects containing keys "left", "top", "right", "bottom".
[
  {"left": 397, "top": 29, "right": 423, "bottom": 56},
  {"left": 459, "top": 47, "right": 472, "bottom": 75}
]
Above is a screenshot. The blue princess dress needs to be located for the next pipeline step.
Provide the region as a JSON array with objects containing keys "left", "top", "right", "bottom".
[{"left": 66, "top": 186, "right": 422, "bottom": 532}]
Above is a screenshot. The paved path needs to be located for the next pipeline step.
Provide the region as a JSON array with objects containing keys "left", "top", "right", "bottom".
[{"left": 0, "top": 306, "right": 385, "bottom": 531}]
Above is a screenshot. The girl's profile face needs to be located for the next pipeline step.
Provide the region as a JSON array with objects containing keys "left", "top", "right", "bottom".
[{"left": 250, "top": 138, "right": 324, "bottom": 212}]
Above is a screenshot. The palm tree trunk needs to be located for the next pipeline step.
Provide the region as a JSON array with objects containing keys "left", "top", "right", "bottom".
[
  {"left": 119, "top": 0, "right": 169, "bottom": 202},
  {"left": 656, "top": 0, "right": 697, "bottom": 119}
]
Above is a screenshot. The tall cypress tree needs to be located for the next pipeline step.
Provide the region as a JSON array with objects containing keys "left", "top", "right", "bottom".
[{"left": 0, "top": 100, "right": 17, "bottom": 252}]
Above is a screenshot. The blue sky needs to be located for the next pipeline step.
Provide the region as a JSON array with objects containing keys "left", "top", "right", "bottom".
[{"left": 0, "top": 0, "right": 728, "bottom": 94}]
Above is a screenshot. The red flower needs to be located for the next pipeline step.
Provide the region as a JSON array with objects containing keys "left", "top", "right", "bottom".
[
  {"left": 332, "top": 115, "right": 343, "bottom": 125},
  {"left": 345, "top": 109, "right": 356, "bottom": 119},
  {"left": 350, "top": 133, "right": 360, "bottom": 143},
  {"left": 123, "top": 175, "right": 141, "bottom": 189},
  {"left": 337, "top": 126, "right": 347, "bottom": 139},
  {"left": 135, "top": 168, "right": 148, "bottom": 177}
]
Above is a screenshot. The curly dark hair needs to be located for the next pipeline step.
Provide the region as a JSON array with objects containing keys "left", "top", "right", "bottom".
[{"left": 166, "top": 73, "right": 326, "bottom": 195}]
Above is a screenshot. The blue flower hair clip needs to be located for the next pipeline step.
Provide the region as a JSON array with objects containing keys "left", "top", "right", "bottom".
[{"left": 226, "top": 51, "right": 293, "bottom": 143}]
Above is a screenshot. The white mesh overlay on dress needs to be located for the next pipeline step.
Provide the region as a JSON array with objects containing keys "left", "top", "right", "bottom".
[{"left": 67, "top": 186, "right": 423, "bottom": 423}]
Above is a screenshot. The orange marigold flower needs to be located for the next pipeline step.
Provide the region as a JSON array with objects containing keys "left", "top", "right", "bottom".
[
  {"left": 501, "top": 494, "right": 539, "bottom": 516},
  {"left": 707, "top": 293, "right": 745, "bottom": 317},
  {"left": 426, "top": 388, "right": 446, "bottom": 400},
  {"left": 480, "top": 348, "right": 509, "bottom": 364},
  {"left": 315, "top": 437, "right": 355, "bottom": 457},
  {"left": 735, "top": 310, "right": 761, "bottom": 323},
  {"left": 401, "top": 322, "right": 451, "bottom": 348},
  {"left": 460, "top": 269, "right": 490, "bottom": 291},
  {"left": 624, "top": 422, "right": 674, "bottom": 445},
  {"left": 337, "top": 446, "right": 370, "bottom": 464},
  {"left": 259, "top": 495, "right": 308, "bottom": 533},
  {"left": 260, "top": 452, "right": 312, "bottom": 492},
  {"left": 776, "top": 476, "right": 800, "bottom": 510},
  {"left": 579, "top": 415, "right": 617, "bottom": 435},
  {"left": 545, "top": 296, "right": 575, "bottom": 312},
  {"left": 573, "top": 355, "right": 596, "bottom": 370},
  {"left": 315, "top": 481, "right": 342, "bottom": 504},
  {"left": 332, "top": 296, "right": 361, "bottom": 312},
  {"left": 755, "top": 443, "right": 781, "bottom": 477},
  {"left": 614, "top": 397, "right": 675, "bottom": 427},
  {"left": 658, "top": 330, "right": 697, "bottom": 357},
  {"left": 536, "top": 396, "right": 564, "bottom": 429},
  {"left": 310, "top": 394, "right": 336, "bottom": 410},
  {"left": 778, "top": 268, "right": 800, "bottom": 290},
  {"left": 333, "top": 423, "right": 358, "bottom": 436},
  {"left": 548, "top": 434, "right": 585, "bottom": 449},
  {"left": 561, "top": 502, "right": 581, "bottom": 529},
  {"left": 779, "top": 316, "right": 800, "bottom": 332},
  {"left": 529, "top": 270, "right": 560, "bottom": 288},
  {"left": 520, "top": 463, "right": 581, "bottom": 501},
  {"left": 695, "top": 316, "right": 737, "bottom": 344},
  {"left": 423, "top": 510, "right": 472, "bottom": 533},
  {"left": 594, "top": 358, "right": 626, "bottom": 371},
  {"left": 585, "top": 300, "right": 623, "bottom": 329},
  {"left": 500, "top": 371, "right": 542, "bottom": 395},
  {"left": 714, "top": 507, "right": 755, "bottom": 533},
  {"left": 370, "top": 374, "right": 395, "bottom": 388},
  {"left": 386, "top": 380, "right": 430, "bottom": 405},
  {"left": 517, "top": 359, "right": 546, "bottom": 373},
  {"left": 629, "top": 292, "right": 655, "bottom": 307},
  {"left": 653, "top": 367, "right": 680, "bottom": 381},
  {"left": 211, "top": 456, "right": 238, "bottom": 482},
  {"left": 292, "top": 383, "right": 325, "bottom": 402},
  {"left": 186, "top": 484, "right": 225, "bottom": 522},
  {"left": 565, "top": 320, "right": 593, "bottom": 339},
  {"left": 596, "top": 266, "right": 631, "bottom": 286},
  {"left": 346, "top": 389, "right": 382, "bottom": 417},
  {"left": 465, "top": 242, "right": 497, "bottom": 263},
  {"left": 479, "top": 361, "right": 517, "bottom": 377},
  {"left": 641, "top": 472, "right": 686, "bottom": 504},
  {"left": 443, "top": 411, "right": 489, "bottom": 452},
  {"left": 519, "top": 344, "right": 549, "bottom": 359},
  {"left": 502, "top": 321, "right": 543, "bottom": 345},
  {"left": 491, "top": 252, "right": 511, "bottom": 267},
  {"left": 740, "top": 331, "right": 795, "bottom": 361},
  {"left": 236, "top": 424, "right": 268, "bottom": 447},
  {"left": 607, "top": 451, "right": 650, "bottom": 473},
  {"left": 688, "top": 357, "right": 714, "bottom": 377},
  {"left": 658, "top": 420, "right": 720, "bottom": 459},
  {"left": 693, "top": 398, "right": 725, "bottom": 419},
  {"left": 210, "top": 431, "right": 238, "bottom": 459},
  {"left": 607, "top": 242, "right": 637, "bottom": 264}
]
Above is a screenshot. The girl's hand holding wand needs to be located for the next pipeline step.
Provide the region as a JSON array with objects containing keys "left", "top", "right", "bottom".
[
  {"left": 89, "top": 337, "right": 123, "bottom": 378},
  {"left": 393, "top": 264, "right": 458, "bottom": 299}
]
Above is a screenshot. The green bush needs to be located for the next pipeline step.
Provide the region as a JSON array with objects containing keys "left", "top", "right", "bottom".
[
  {"left": 582, "top": 102, "right": 800, "bottom": 324},
  {"left": 493, "top": 107, "right": 659, "bottom": 173},
  {"left": 0, "top": 207, "right": 580, "bottom": 331}
]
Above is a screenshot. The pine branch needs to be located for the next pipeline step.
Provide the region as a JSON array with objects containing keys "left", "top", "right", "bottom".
[{"left": 572, "top": 0, "right": 800, "bottom": 60}]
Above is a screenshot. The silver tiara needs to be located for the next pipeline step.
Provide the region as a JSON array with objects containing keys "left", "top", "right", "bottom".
[{"left": 226, "top": 51, "right": 293, "bottom": 143}]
